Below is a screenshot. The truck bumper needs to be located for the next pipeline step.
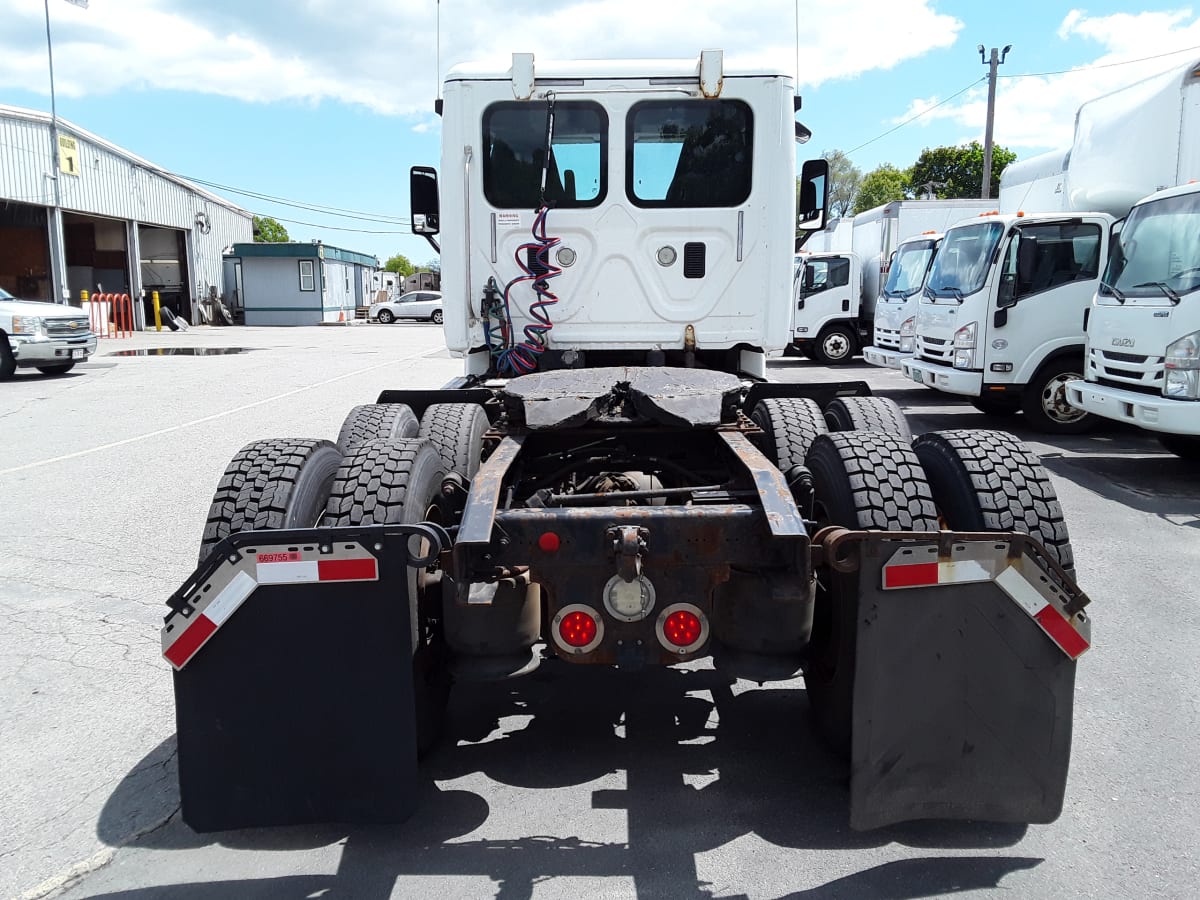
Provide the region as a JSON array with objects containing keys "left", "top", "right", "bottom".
[
  {"left": 1064, "top": 379, "right": 1200, "bottom": 436},
  {"left": 9, "top": 334, "right": 98, "bottom": 366},
  {"left": 862, "top": 345, "right": 910, "bottom": 369},
  {"left": 900, "top": 357, "right": 982, "bottom": 397}
]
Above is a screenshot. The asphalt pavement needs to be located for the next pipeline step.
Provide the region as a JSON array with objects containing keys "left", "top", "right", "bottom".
[{"left": 1, "top": 324, "right": 1196, "bottom": 900}]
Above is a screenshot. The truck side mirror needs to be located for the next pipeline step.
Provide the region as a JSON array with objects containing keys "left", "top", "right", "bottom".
[
  {"left": 410, "top": 166, "right": 440, "bottom": 236},
  {"left": 797, "top": 159, "right": 828, "bottom": 232}
]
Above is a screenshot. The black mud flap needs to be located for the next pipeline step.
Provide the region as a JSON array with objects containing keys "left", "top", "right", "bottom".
[
  {"left": 163, "top": 524, "right": 448, "bottom": 833},
  {"left": 845, "top": 535, "right": 1091, "bottom": 830}
]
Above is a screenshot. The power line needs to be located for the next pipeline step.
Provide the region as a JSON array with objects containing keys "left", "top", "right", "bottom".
[
  {"left": 999, "top": 43, "right": 1200, "bottom": 79},
  {"left": 846, "top": 77, "right": 985, "bottom": 155},
  {"left": 263, "top": 213, "right": 412, "bottom": 234},
  {"left": 176, "top": 173, "right": 411, "bottom": 225}
]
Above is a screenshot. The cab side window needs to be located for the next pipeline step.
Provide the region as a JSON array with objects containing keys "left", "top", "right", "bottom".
[{"left": 1011, "top": 222, "right": 1102, "bottom": 300}]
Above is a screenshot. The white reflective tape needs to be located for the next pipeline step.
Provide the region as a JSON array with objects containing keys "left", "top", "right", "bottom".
[
  {"left": 256, "top": 559, "right": 320, "bottom": 584},
  {"left": 994, "top": 565, "right": 1045, "bottom": 616},
  {"left": 202, "top": 569, "right": 256, "bottom": 625},
  {"left": 936, "top": 559, "right": 994, "bottom": 584}
]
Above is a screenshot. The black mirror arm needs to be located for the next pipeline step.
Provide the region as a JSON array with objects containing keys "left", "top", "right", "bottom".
[{"left": 419, "top": 234, "right": 441, "bottom": 254}]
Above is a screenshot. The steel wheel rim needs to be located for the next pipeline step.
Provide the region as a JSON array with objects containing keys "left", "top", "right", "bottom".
[
  {"left": 1042, "top": 372, "right": 1087, "bottom": 423},
  {"left": 822, "top": 333, "right": 849, "bottom": 359}
]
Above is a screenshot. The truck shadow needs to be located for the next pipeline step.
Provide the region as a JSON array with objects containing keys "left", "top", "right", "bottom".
[{"left": 93, "top": 662, "right": 1035, "bottom": 899}]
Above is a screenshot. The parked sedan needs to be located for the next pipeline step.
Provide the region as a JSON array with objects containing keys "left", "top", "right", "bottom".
[{"left": 370, "top": 291, "right": 443, "bottom": 324}]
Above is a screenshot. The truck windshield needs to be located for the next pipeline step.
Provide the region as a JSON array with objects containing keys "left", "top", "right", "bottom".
[
  {"left": 1103, "top": 191, "right": 1200, "bottom": 300},
  {"left": 482, "top": 101, "right": 607, "bottom": 209},
  {"left": 924, "top": 222, "right": 1004, "bottom": 299},
  {"left": 882, "top": 239, "right": 936, "bottom": 298}
]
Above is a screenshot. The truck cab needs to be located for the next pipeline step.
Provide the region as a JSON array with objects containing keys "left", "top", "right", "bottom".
[
  {"left": 862, "top": 231, "right": 940, "bottom": 369},
  {"left": 1065, "top": 182, "right": 1200, "bottom": 458},
  {"left": 791, "top": 251, "right": 862, "bottom": 363},
  {"left": 900, "top": 212, "right": 1111, "bottom": 432}
]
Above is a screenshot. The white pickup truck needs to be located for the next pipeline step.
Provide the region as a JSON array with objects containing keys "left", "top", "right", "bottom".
[{"left": 0, "top": 287, "right": 97, "bottom": 379}]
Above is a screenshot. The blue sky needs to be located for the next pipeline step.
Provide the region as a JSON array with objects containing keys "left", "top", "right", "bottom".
[{"left": 2, "top": 1, "right": 1199, "bottom": 265}]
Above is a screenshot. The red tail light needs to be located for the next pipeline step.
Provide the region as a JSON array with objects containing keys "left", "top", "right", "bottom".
[
  {"left": 559, "top": 610, "right": 597, "bottom": 647},
  {"left": 663, "top": 610, "right": 702, "bottom": 646}
]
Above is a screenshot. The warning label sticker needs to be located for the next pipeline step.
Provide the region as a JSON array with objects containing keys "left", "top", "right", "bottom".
[{"left": 497, "top": 212, "right": 523, "bottom": 229}]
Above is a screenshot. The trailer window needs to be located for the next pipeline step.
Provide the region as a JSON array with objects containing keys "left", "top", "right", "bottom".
[
  {"left": 298, "top": 260, "right": 315, "bottom": 292},
  {"left": 627, "top": 100, "right": 753, "bottom": 207},
  {"left": 483, "top": 102, "right": 607, "bottom": 209}
]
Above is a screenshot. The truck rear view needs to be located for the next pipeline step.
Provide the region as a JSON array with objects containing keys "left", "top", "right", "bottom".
[{"left": 161, "top": 51, "right": 1093, "bottom": 836}]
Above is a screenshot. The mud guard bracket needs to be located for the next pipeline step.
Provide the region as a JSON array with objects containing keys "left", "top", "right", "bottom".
[{"left": 843, "top": 533, "right": 1088, "bottom": 830}]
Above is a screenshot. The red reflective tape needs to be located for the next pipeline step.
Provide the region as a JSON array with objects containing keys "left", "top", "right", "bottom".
[
  {"left": 164, "top": 614, "right": 217, "bottom": 668},
  {"left": 1034, "top": 605, "right": 1090, "bottom": 659},
  {"left": 883, "top": 562, "right": 939, "bottom": 588},
  {"left": 317, "top": 557, "right": 377, "bottom": 581}
]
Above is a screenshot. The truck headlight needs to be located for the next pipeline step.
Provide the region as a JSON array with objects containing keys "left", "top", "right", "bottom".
[
  {"left": 1164, "top": 331, "right": 1200, "bottom": 399},
  {"left": 900, "top": 316, "right": 915, "bottom": 336},
  {"left": 11, "top": 316, "right": 44, "bottom": 335},
  {"left": 953, "top": 321, "right": 978, "bottom": 349},
  {"left": 899, "top": 336, "right": 914, "bottom": 353},
  {"left": 953, "top": 348, "right": 975, "bottom": 369}
]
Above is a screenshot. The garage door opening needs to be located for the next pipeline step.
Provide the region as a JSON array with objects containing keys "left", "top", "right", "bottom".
[
  {"left": 139, "top": 225, "right": 191, "bottom": 325},
  {"left": 64, "top": 212, "right": 130, "bottom": 304},
  {"left": 0, "top": 202, "right": 51, "bottom": 300}
]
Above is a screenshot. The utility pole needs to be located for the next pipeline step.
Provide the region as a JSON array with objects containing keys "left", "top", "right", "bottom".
[{"left": 978, "top": 43, "right": 1011, "bottom": 200}]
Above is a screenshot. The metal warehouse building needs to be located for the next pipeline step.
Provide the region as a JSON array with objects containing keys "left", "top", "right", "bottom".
[{"left": 0, "top": 105, "right": 252, "bottom": 326}]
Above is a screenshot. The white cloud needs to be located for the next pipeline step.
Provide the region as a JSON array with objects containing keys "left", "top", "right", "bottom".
[
  {"left": 0, "top": 0, "right": 961, "bottom": 117},
  {"left": 893, "top": 8, "right": 1200, "bottom": 152}
]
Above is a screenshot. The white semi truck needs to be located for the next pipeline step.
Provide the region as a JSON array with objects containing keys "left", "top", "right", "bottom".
[
  {"left": 902, "top": 58, "right": 1200, "bottom": 432},
  {"left": 1065, "top": 182, "right": 1200, "bottom": 459},
  {"left": 160, "top": 51, "right": 1092, "bottom": 835}
]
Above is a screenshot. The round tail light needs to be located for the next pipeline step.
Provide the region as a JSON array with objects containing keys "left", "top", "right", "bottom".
[
  {"left": 552, "top": 604, "right": 604, "bottom": 654},
  {"left": 655, "top": 603, "right": 709, "bottom": 654}
]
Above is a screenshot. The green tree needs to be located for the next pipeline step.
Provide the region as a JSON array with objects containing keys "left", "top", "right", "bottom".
[
  {"left": 908, "top": 142, "right": 1017, "bottom": 200},
  {"left": 854, "top": 164, "right": 911, "bottom": 214},
  {"left": 252, "top": 215, "right": 289, "bottom": 243},
  {"left": 822, "top": 149, "right": 863, "bottom": 218},
  {"left": 384, "top": 254, "right": 415, "bottom": 276}
]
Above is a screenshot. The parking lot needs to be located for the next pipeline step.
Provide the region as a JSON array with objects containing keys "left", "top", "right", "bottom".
[{"left": 2, "top": 323, "right": 1198, "bottom": 900}]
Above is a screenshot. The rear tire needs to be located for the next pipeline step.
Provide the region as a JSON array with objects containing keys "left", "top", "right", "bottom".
[
  {"left": 913, "top": 429, "right": 1074, "bottom": 574},
  {"left": 823, "top": 396, "right": 912, "bottom": 440},
  {"left": 199, "top": 439, "right": 342, "bottom": 565},
  {"left": 750, "top": 397, "right": 828, "bottom": 469},
  {"left": 1158, "top": 433, "right": 1200, "bottom": 460},
  {"left": 812, "top": 324, "right": 858, "bottom": 365},
  {"left": 1021, "top": 359, "right": 1093, "bottom": 434},
  {"left": 336, "top": 403, "right": 419, "bottom": 452},
  {"left": 37, "top": 362, "right": 76, "bottom": 375},
  {"left": 418, "top": 402, "right": 489, "bottom": 478},
  {"left": 324, "top": 439, "right": 450, "bottom": 755},
  {"left": 803, "top": 432, "right": 939, "bottom": 753},
  {"left": 431, "top": 310, "right": 444, "bottom": 324}
]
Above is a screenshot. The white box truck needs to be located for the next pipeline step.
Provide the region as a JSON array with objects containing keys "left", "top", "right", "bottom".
[
  {"left": 860, "top": 200, "right": 998, "bottom": 369},
  {"left": 902, "top": 58, "right": 1200, "bottom": 432}
]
